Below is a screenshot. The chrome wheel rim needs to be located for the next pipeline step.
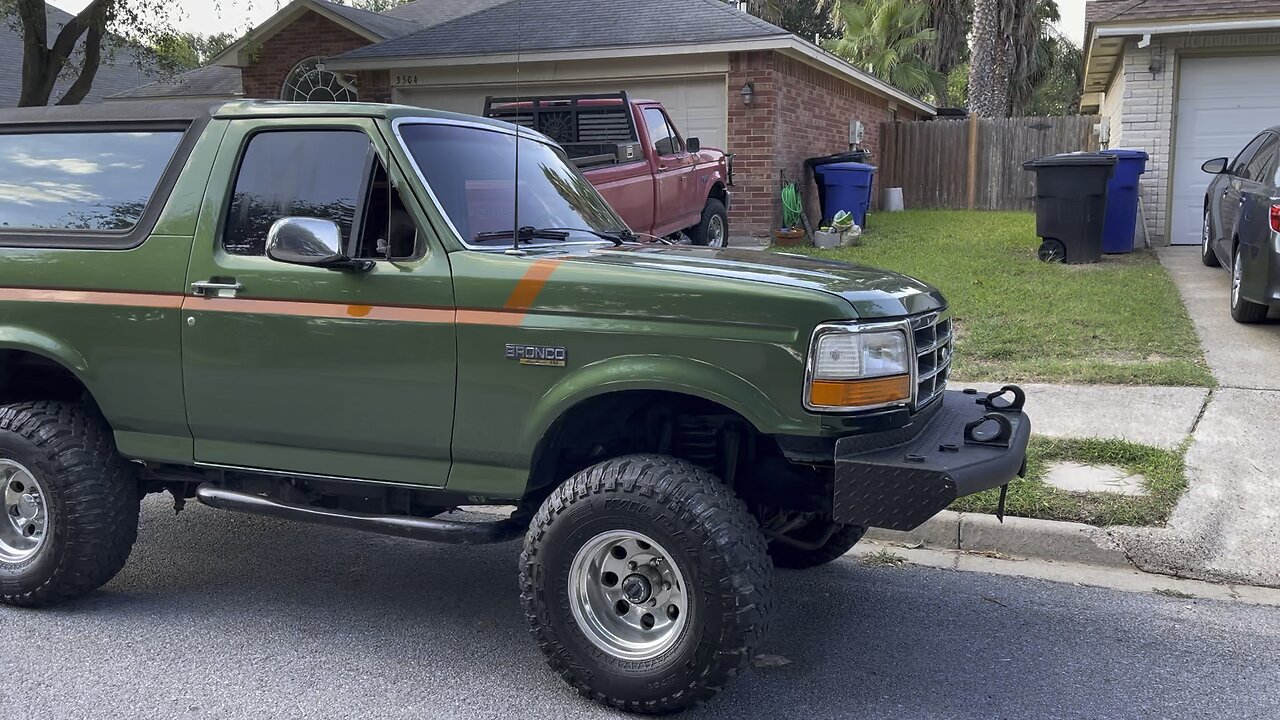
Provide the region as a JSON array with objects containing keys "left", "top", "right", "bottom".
[
  {"left": 1232, "top": 251, "right": 1243, "bottom": 307},
  {"left": 707, "top": 214, "right": 726, "bottom": 248},
  {"left": 0, "top": 460, "right": 50, "bottom": 564},
  {"left": 567, "top": 530, "right": 689, "bottom": 661},
  {"left": 1203, "top": 211, "right": 1212, "bottom": 254}
]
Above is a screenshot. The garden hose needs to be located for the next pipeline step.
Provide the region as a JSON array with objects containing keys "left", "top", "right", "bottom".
[{"left": 781, "top": 183, "right": 803, "bottom": 228}]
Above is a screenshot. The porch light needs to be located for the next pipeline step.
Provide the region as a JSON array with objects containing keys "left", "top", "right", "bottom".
[{"left": 740, "top": 82, "right": 755, "bottom": 108}]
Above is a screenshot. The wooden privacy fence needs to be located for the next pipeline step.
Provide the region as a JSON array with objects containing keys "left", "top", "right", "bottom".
[{"left": 878, "top": 115, "right": 1100, "bottom": 211}]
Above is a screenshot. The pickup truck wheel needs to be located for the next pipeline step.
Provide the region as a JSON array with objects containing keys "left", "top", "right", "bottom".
[
  {"left": 768, "top": 522, "right": 867, "bottom": 569},
  {"left": 0, "top": 402, "right": 139, "bottom": 608},
  {"left": 520, "top": 454, "right": 770, "bottom": 714},
  {"left": 690, "top": 199, "right": 729, "bottom": 248}
]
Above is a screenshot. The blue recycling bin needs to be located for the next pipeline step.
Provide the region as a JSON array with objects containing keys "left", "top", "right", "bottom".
[
  {"left": 1099, "top": 149, "right": 1148, "bottom": 253},
  {"left": 813, "top": 161, "right": 877, "bottom": 227}
]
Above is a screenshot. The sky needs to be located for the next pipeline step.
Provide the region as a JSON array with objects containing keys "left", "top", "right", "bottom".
[{"left": 53, "top": 0, "right": 1091, "bottom": 47}]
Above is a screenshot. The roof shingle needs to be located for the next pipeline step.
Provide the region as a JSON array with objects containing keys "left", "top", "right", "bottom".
[
  {"left": 335, "top": 0, "right": 789, "bottom": 61},
  {"left": 316, "top": 0, "right": 419, "bottom": 38},
  {"left": 1086, "top": 0, "right": 1280, "bottom": 24},
  {"left": 105, "top": 65, "right": 244, "bottom": 101}
]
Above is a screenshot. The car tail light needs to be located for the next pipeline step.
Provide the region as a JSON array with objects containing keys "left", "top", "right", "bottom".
[{"left": 1271, "top": 204, "right": 1280, "bottom": 233}]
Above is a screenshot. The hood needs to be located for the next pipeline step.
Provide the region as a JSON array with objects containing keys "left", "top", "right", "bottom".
[{"left": 555, "top": 244, "right": 946, "bottom": 318}]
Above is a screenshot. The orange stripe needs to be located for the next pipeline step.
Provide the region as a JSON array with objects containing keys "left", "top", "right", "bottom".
[
  {"left": 0, "top": 286, "right": 534, "bottom": 328},
  {"left": 187, "top": 297, "right": 455, "bottom": 324},
  {"left": 504, "top": 259, "right": 565, "bottom": 310},
  {"left": 0, "top": 287, "right": 183, "bottom": 309},
  {"left": 456, "top": 309, "right": 525, "bottom": 327}
]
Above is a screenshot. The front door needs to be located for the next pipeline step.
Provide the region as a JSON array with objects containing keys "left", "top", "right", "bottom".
[
  {"left": 181, "top": 118, "right": 456, "bottom": 486},
  {"left": 1220, "top": 133, "right": 1272, "bottom": 245},
  {"left": 641, "top": 106, "right": 697, "bottom": 237}
]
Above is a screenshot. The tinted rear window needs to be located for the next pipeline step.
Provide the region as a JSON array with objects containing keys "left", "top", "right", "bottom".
[{"left": 0, "top": 131, "right": 183, "bottom": 231}]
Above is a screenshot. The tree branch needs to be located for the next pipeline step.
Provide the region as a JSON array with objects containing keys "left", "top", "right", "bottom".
[{"left": 56, "top": 21, "right": 105, "bottom": 105}]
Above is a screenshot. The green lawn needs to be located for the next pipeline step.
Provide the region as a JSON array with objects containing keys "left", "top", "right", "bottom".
[
  {"left": 950, "top": 436, "right": 1189, "bottom": 527},
  {"left": 777, "top": 210, "right": 1214, "bottom": 387}
]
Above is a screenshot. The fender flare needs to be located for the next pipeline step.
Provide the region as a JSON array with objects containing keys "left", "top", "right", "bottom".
[
  {"left": 0, "top": 326, "right": 92, "bottom": 379},
  {"left": 524, "top": 354, "right": 805, "bottom": 453}
]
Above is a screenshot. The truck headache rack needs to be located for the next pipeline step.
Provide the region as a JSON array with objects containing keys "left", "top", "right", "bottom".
[{"left": 484, "top": 91, "right": 643, "bottom": 169}]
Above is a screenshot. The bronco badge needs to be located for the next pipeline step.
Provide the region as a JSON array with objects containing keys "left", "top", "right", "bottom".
[{"left": 506, "top": 344, "right": 568, "bottom": 367}]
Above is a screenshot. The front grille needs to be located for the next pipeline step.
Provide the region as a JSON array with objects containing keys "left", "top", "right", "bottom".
[{"left": 911, "top": 313, "right": 953, "bottom": 409}]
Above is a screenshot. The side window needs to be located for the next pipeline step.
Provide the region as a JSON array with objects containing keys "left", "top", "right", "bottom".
[
  {"left": 1229, "top": 133, "right": 1270, "bottom": 177},
  {"left": 1244, "top": 136, "right": 1278, "bottom": 183},
  {"left": 223, "top": 130, "right": 370, "bottom": 256},
  {"left": 0, "top": 130, "right": 182, "bottom": 232},
  {"left": 642, "top": 108, "right": 681, "bottom": 157}
]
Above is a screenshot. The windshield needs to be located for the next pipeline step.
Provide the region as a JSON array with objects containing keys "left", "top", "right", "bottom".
[{"left": 397, "top": 123, "right": 629, "bottom": 248}]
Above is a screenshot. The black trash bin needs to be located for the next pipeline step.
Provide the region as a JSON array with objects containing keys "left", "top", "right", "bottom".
[
  {"left": 1022, "top": 153, "right": 1118, "bottom": 264},
  {"left": 806, "top": 150, "right": 871, "bottom": 174}
]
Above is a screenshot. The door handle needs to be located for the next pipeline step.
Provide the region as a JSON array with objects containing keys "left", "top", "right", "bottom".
[{"left": 190, "top": 280, "right": 242, "bottom": 298}]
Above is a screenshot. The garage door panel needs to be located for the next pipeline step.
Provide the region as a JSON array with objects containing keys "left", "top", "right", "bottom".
[
  {"left": 1171, "top": 54, "right": 1280, "bottom": 245},
  {"left": 398, "top": 76, "right": 728, "bottom": 151}
]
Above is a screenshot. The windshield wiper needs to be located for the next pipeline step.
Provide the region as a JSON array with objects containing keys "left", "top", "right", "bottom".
[{"left": 473, "top": 226, "right": 632, "bottom": 247}]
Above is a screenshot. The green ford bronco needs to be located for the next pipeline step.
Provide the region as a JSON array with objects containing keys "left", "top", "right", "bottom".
[{"left": 0, "top": 100, "right": 1029, "bottom": 713}]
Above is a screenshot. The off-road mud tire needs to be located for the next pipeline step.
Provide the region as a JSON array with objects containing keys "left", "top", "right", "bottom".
[
  {"left": 520, "top": 454, "right": 771, "bottom": 714},
  {"left": 0, "top": 402, "right": 139, "bottom": 607}
]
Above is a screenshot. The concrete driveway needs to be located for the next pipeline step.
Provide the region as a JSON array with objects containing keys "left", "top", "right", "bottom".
[
  {"left": 1157, "top": 247, "right": 1280, "bottom": 389},
  {"left": 2, "top": 499, "right": 1279, "bottom": 719},
  {"left": 1114, "top": 248, "right": 1280, "bottom": 587}
]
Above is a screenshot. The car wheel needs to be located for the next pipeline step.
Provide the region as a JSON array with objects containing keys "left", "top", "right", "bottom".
[
  {"left": 767, "top": 521, "right": 866, "bottom": 569},
  {"left": 1230, "top": 246, "right": 1268, "bottom": 324},
  {"left": 0, "top": 402, "right": 139, "bottom": 607},
  {"left": 1201, "top": 208, "right": 1221, "bottom": 267},
  {"left": 520, "top": 454, "right": 771, "bottom": 714},
  {"left": 690, "top": 199, "right": 729, "bottom": 248}
]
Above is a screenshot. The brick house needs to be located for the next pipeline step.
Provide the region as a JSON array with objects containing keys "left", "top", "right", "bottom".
[
  {"left": 1082, "top": 0, "right": 1280, "bottom": 246},
  {"left": 113, "top": 0, "right": 933, "bottom": 241}
]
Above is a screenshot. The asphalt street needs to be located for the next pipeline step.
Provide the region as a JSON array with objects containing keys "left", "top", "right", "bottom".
[{"left": 3, "top": 497, "right": 1279, "bottom": 720}]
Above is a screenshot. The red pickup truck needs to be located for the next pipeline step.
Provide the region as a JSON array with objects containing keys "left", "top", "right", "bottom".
[{"left": 485, "top": 93, "right": 733, "bottom": 247}]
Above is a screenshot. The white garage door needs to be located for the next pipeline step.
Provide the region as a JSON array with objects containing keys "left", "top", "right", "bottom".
[
  {"left": 1171, "top": 54, "right": 1280, "bottom": 245},
  {"left": 397, "top": 75, "right": 729, "bottom": 151}
]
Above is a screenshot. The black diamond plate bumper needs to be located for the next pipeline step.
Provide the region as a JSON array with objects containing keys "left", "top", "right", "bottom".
[{"left": 833, "top": 389, "right": 1030, "bottom": 531}]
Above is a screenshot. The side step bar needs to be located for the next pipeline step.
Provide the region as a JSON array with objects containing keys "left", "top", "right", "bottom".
[{"left": 195, "top": 484, "right": 527, "bottom": 545}]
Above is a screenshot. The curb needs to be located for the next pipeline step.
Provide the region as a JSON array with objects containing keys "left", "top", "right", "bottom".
[{"left": 865, "top": 511, "right": 1133, "bottom": 569}]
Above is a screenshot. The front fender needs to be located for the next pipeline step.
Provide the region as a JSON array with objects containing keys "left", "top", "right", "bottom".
[{"left": 525, "top": 354, "right": 812, "bottom": 452}]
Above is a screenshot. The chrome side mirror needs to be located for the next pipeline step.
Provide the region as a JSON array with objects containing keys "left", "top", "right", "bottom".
[
  {"left": 266, "top": 217, "right": 371, "bottom": 271},
  {"left": 1201, "top": 157, "right": 1229, "bottom": 175},
  {"left": 685, "top": 137, "right": 701, "bottom": 153}
]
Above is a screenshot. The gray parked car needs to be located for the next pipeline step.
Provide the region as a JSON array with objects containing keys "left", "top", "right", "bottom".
[{"left": 1201, "top": 128, "right": 1280, "bottom": 323}]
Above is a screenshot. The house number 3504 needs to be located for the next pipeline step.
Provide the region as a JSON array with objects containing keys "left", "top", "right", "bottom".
[{"left": 393, "top": 75, "right": 420, "bottom": 86}]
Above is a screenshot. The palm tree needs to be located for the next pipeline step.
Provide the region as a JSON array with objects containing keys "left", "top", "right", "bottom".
[
  {"left": 924, "top": 0, "right": 971, "bottom": 105},
  {"left": 825, "top": 0, "right": 941, "bottom": 99},
  {"left": 968, "top": 0, "right": 1001, "bottom": 116}
]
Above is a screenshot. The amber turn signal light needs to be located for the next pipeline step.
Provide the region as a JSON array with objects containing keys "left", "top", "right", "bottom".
[{"left": 809, "top": 375, "right": 911, "bottom": 408}]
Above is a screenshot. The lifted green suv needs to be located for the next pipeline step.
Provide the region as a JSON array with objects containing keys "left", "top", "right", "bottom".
[{"left": 0, "top": 101, "right": 1029, "bottom": 713}]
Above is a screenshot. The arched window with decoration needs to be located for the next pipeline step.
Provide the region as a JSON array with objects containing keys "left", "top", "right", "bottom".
[{"left": 280, "top": 57, "right": 358, "bottom": 102}]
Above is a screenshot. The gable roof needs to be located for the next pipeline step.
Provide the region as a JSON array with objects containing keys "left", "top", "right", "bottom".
[
  {"left": 1080, "top": 0, "right": 1280, "bottom": 107},
  {"left": 0, "top": 3, "right": 156, "bottom": 108},
  {"left": 105, "top": 64, "right": 243, "bottom": 101},
  {"left": 381, "top": 0, "right": 513, "bottom": 28},
  {"left": 1085, "top": 0, "right": 1280, "bottom": 24},
  {"left": 213, "top": 0, "right": 418, "bottom": 67},
  {"left": 320, "top": 0, "right": 420, "bottom": 39},
  {"left": 332, "top": 0, "right": 790, "bottom": 62}
]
